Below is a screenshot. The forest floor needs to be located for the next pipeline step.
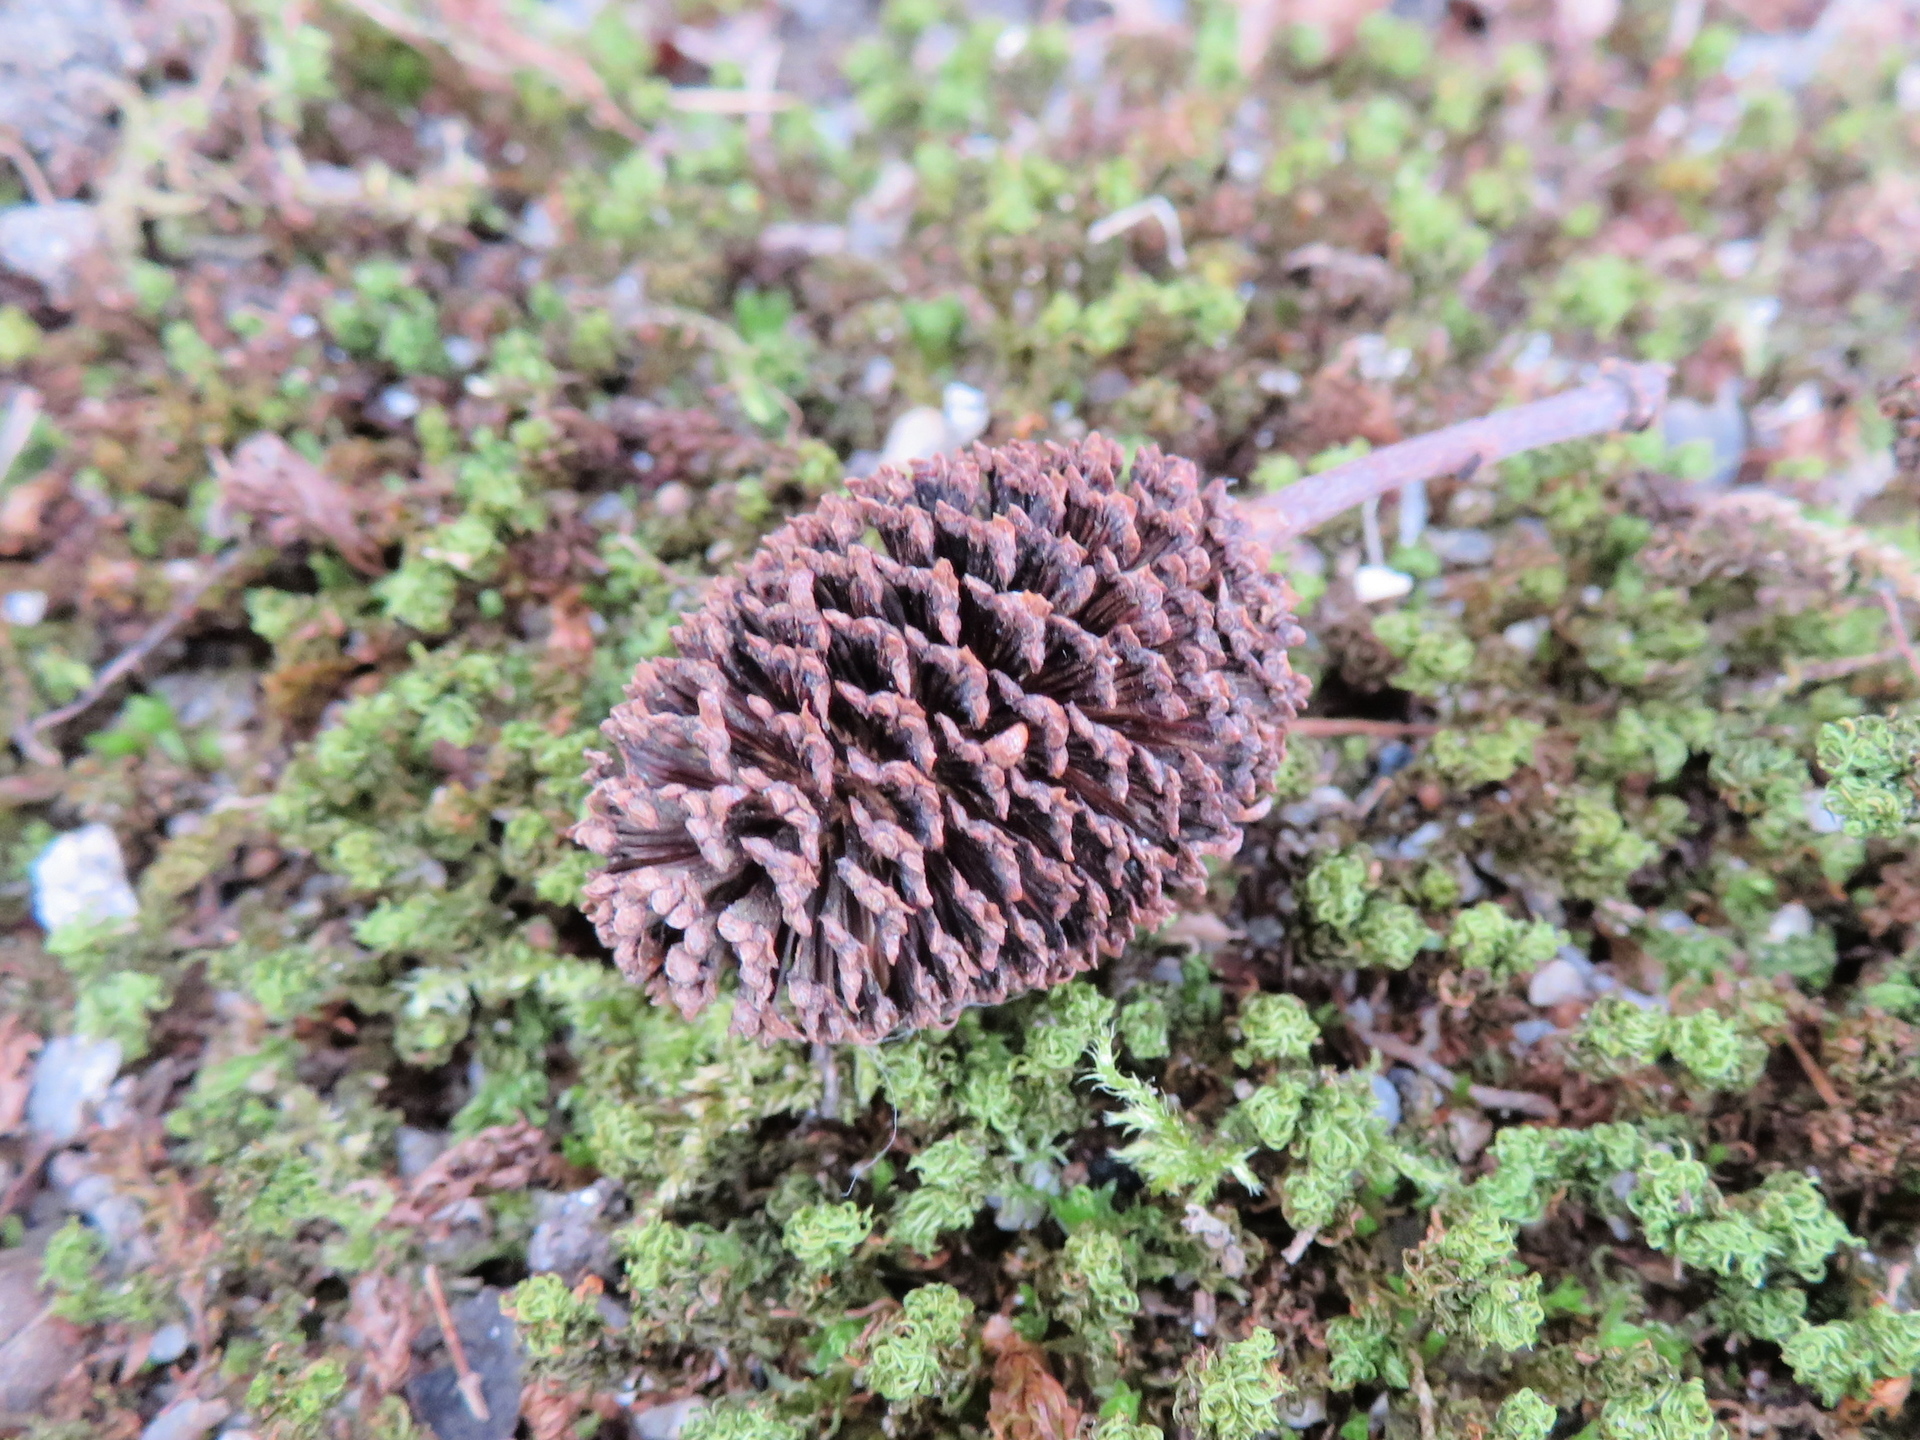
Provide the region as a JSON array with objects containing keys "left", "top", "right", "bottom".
[{"left": 3, "top": 0, "right": 1920, "bottom": 1438}]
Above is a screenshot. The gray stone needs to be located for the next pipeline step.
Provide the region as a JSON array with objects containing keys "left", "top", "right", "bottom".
[
  {"left": 632, "top": 1398, "right": 707, "bottom": 1440},
  {"left": 27, "top": 1034, "right": 122, "bottom": 1142},
  {"left": 527, "top": 1181, "right": 618, "bottom": 1281},
  {"left": 147, "top": 1322, "right": 191, "bottom": 1366},
  {"left": 141, "top": 1398, "right": 231, "bottom": 1440},
  {"left": 1369, "top": 1074, "right": 1402, "bottom": 1129},
  {"left": 30, "top": 823, "right": 138, "bottom": 933},
  {"left": 406, "top": 1289, "right": 521, "bottom": 1440},
  {"left": 0, "top": 202, "right": 102, "bottom": 305},
  {"left": 0, "top": 0, "right": 142, "bottom": 168},
  {"left": 879, "top": 406, "right": 951, "bottom": 466},
  {"left": 1527, "top": 958, "right": 1592, "bottom": 1008}
]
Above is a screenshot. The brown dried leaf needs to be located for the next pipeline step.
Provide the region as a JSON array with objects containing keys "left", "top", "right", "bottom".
[
  {"left": 213, "top": 432, "right": 385, "bottom": 575},
  {"left": 0, "top": 1017, "right": 40, "bottom": 1139},
  {"left": 982, "top": 1315, "right": 1084, "bottom": 1440},
  {"left": 348, "top": 1270, "right": 420, "bottom": 1397},
  {"left": 385, "top": 1122, "right": 556, "bottom": 1237}
]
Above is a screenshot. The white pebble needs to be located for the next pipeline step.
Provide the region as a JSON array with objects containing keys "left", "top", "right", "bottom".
[
  {"left": 31, "top": 823, "right": 138, "bottom": 933},
  {"left": 1767, "top": 902, "right": 1814, "bottom": 944},
  {"left": 147, "top": 1322, "right": 191, "bottom": 1366},
  {"left": 942, "top": 382, "right": 990, "bottom": 446},
  {"left": 1502, "top": 618, "right": 1547, "bottom": 654},
  {"left": 27, "top": 1034, "right": 123, "bottom": 1142},
  {"left": 1352, "top": 564, "right": 1414, "bottom": 604},
  {"left": 1369, "top": 1074, "right": 1402, "bottom": 1129},
  {"left": 1528, "top": 958, "right": 1592, "bottom": 1008},
  {"left": 880, "top": 405, "right": 953, "bottom": 466},
  {"left": 2, "top": 590, "right": 47, "bottom": 625}
]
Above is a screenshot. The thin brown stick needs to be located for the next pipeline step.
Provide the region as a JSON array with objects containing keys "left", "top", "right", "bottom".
[
  {"left": 1290, "top": 718, "right": 1441, "bottom": 738},
  {"left": 1782, "top": 1028, "right": 1844, "bottom": 1109},
  {"left": 1242, "top": 360, "right": 1671, "bottom": 547},
  {"left": 0, "top": 129, "right": 56, "bottom": 206},
  {"left": 1347, "top": 1011, "right": 1561, "bottom": 1120},
  {"left": 18, "top": 547, "right": 255, "bottom": 759},
  {"left": 0, "top": 388, "right": 43, "bottom": 484},
  {"left": 423, "top": 1265, "right": 490, "bottom": 1423},
  {"left": 1877, "top": 585, "right": 1920, "bottom": 686}
]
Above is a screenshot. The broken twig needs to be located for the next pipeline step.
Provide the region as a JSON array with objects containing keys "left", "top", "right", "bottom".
[
  {"left": 17, "top": 546, "right": 255, "bottom": 760},
  {"left": 423, "top": 1264, "right": 490, "bottom": 1423},
  {"left": 1242, "top": 361, "right": 1671, "bottom": 546}
]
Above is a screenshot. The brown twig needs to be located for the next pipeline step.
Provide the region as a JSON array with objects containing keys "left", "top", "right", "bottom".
[
  {"left": 0, "top": 387, "right": 44, "bottom": 483},
  {"left": 1346, "top": 1011, "right": 1561, "bottom": 1120},
  {"left": 1782, "top": 1027, "right": 1845, "bottom": 1109},
  {"left": 1290, "top": 718, "right": 1441, "bottom": 738},
  {"left": 1877, "top": 585, "right": 1920, "bottom": 687},
  {"left": 0, "top": 129, "right": 56, "bottom": 206},
  {"left": 1241, "top": 361, "right": 1671, "bottom": 547},
  {"left": 423, "top": 1264, "right": 490, "bottom": 1423},
  {"left": 17, "top": 547, "right": 256, "bottom": 761},
  {"left": 1409, "top": 1348, "right": 1438, "bottom": 1440}
]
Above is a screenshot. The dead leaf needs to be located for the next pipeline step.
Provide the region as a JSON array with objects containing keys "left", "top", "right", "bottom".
[
  {"left": 213, "top": 432, "right": 386, "bottom": 574},
  {"left": 520, "top": 1376, "right": 593, "bottom": 1440},
  {"left": 0, "top": 1017, "right": 41, "bottom": 1139},
  {"left": 385, "top": 1122, "right": 558, "bottom": 1238},
  {"left": 348, "top": 1270, "right": 420, "bottom": 1397},
  {"left": 0, "top": 1241, "right": 88, "bottom": 1415},
  {"left": 0, "top": 473, "right": 67, "bottom": 556},
  {"left": 982, "top": 1314, "right": 1084, "bottom": 1440}
]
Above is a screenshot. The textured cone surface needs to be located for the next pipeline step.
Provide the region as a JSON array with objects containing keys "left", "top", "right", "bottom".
[{"left": 577, "top": 436, "right": 1308, "bottom": 1043}]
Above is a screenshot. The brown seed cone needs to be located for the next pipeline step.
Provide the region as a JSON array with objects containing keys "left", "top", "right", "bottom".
[{"left": 575, "top": 435, "right": 1309, "bottom": 1044}]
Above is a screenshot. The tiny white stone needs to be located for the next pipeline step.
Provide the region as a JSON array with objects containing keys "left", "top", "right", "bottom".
[
  {"left": 27, "top": 1034, "right": 123, "bottom": 1142},
  {"left": 147, "top": 1321, "right": 191, "bottom": 1365},
  {"left": 1425, "top": 529, "right": 1496, "bottom": 566},
  {"left": 1352, "top": 564, "right": 1414, "bottom": 604},
  {"left": 442, "top": 335, "right": 482, "bottom": 371},
  {"left": 1528, "top": 958, "right": 1592, "bottom": 1008},
  {"left": 1804, "top": 790, "right": 1844, "bottom": 835},
  {"left": 376, "top": 385, "right": 420, "bottom": 421},
  {"left": 31, "top": 823, "right": 138, "bottom": 933},
  {"left": 1503, "top": 618, "right": 1547, "bottom": 654},
  {"left": 2, "top": 590, "right": 47, "bottom": 625},
  {"left": 880, "top": 405, "right": 952, "bottom": 466},
  {"left": 1369, "top": 1074, "right": 1402, "bottom": 1129},
  {"left": 942, "top": 382, "right": 990, "bottom": 446},
  {"left": 1767, "top": 901, "right": 1814, "bottom": 943}
]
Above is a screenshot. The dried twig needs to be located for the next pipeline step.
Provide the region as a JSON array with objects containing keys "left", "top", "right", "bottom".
[
  {"left": 1877, "top": 585, "right": 1920, "bottom": 687},
  {"left": 1290, "top": 718, "right": 1441, "bottom": 738},
  {"left": 0, "top": 129, "right": 56, "bottom": 206},
  {"left": 1782, "top": 1028, "right": 1845, "bottom": 1109},
  {"left": 1243, "top": 361, "right": 1671, "bottom": 546},
  {"left": 423, "top": 1265, "right": 490, "bottom": 1423},
  {"left": 17, "top": 547, "right": 256, "bottom": 760},
  {"left": 1087, "top": 196, "right": 1187, "bottom": 270},
  {"left": 1347, "top": 1012, "right": 1560, "bottom": 1120},
  {"left": 0, "top": 388, "right": 44, "bottom": 484},
  {"left": 1409, "top": 1349, "right": 1438, "bottom": 1440}
]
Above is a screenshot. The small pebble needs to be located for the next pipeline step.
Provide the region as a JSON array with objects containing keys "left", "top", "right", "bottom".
[
  {"left": 1528, "top": 958, "right": 1591, "bottom": 1008},
  {"left": 1281, "top": 1393, "right": 1328, "bottom": 1429},
  {"left": 140, "top": 1397, "right": 229, "bottom": 1440},
  {"left": 395, "top": 1126, "right": 449, "bottom": 1180},
  {"left": 0, "top": 200, "right": 102, "bottom": 304},
  {"left": 1425, "top": 529, "right": 1496, "bottom": 566},
  {"left": 1502, "top": 618, "right": 1547, "bottom": 655},
  {"left": 650, "top": 481, "right": 694, "bottom": 520},
  {"left": 442, "top": 335, "right": 483, "bottom": 371},
  {"left": 1508, "top": 1019, "right": 1560, "bottom": 1053},
  {"left": 30, "top": 823, "right": 138, "bottom": 933},
  {"left": 374, "top": 385, "right": 420, "bottom": 422},
  {"left": 1352, "top": 564, "right": 1414, "bottom": 604},
  {"left": 879, "top": 405, "right": 950, "bottom": 466},
  {"left": 26, "top": 1034, "right": 122, "bottom": 1143},
  {"left": 633, "top": 1398, "right": 707, "bottom": 1440},
  {"left": 148, "top": 1322, "right": 191, "bottom": 1366},
  {"left": 1804, "top": 790, "right": 1844, "bottom": 835},
  {"left": 1369, "top": 1074, "right": 1402, "bottom": 1129},
  {"left": 1767, "top": 902, "right": 1813, "bottom": 944},
  {"left": 1, "top": 590, "right": 47, "bottom": 626},
  {"left": 942, "top": 382, "right": 990, "bottom": 446}
]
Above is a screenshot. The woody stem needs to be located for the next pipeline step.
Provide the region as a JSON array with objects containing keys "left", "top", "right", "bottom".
[{"left": 1238, "top": 360, "right": 1672, "bottom": 551}]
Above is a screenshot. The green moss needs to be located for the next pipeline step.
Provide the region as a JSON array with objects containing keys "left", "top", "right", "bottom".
[
  {"left": 783, "top": 1201, "right": 873, "bottom": 1272},
  {"left": 865, "top": 1283, "right": 976, "bottom": 1405},
  {"left": 1181, "top": 1327, "right": 1291, "bottom": 1440}
]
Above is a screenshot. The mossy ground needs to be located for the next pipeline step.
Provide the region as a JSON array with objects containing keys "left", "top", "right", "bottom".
[{"left": 3, "top": 0, "right": 1920, "bottom": 1437}]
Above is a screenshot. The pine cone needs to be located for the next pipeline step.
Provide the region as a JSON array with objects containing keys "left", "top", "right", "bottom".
[{"left": 576, "top": 436, "right": 1309, "bottom": 1044}]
